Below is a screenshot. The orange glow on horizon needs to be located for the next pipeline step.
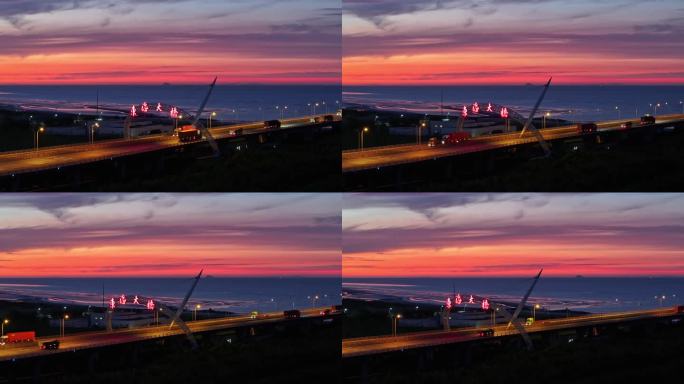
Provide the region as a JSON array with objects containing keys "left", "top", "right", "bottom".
[
  {"left": 0, "top": 53, "right": 338, "bottom": 85},
  {"left": 343, "top": 52, "right": 684, "bottom": 85}
]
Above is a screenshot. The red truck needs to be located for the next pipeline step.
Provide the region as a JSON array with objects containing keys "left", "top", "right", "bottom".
[
  {"left": 577, "top": 123, "right": 598, "bottom": 134},
  {"left": 177, "top": 125, "right": 202, "bottom": 142},
  {"left": 6, "top": 331, "right": 36, "bottom": 343}
]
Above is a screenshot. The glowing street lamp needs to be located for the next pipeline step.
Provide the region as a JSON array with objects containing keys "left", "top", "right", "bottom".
[
  {"left": 34, "top": 125, "right": 45, "bottom": 150},
  {"left": 209, "top": 111, "right": 217, "bottom": 130},
  {"left": 392, "top": 313, "right": 402, "bottom": 336},
  {"left": 61, "top": 314, "right": 69, "bottom": 337},
  {"left": 680, "top": 101, "right": 683, "bottom": 114},
  {"left": 194, "top": 304, "right": 201, "bottom": 321},
  {"left": 90, "top": 122, "right": 99, "bottom": 144},
  {"left": 359, "top": 127, "right": 369, "bottom": 151},
  {"left": 1, "top": 319, "right": 8, "bottom": 337},
  {"left": 533, "top": 304, "right": 541, "bottom": 321},
  {"left": 543, "top": 112, "right": 550, "bottom": 129},
  {"left": 174, "top": 114, "right": 183, "bottom": 132},
  {"left": 615, "top": 106, "right": 620, "bottom": 120}
]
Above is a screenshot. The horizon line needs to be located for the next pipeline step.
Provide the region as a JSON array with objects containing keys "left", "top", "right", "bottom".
[
  {"left": 343, "top": 275, "right": 684, "bottom": 279},
  {"left": 342, "top": 83, "right": 684, "bottom": 87},
  {"left": 0, "top": 83, "right": 342, "bottom": 87},
  {"left": 0, "top": 275, "right": 341, "bottom": 279}
]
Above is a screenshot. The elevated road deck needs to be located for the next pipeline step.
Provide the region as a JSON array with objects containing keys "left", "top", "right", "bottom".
[
  {"left": 343, "top": 306, "right": 683, "bottom": 358},
  {"left": 342, "top": 114, "right": 684, "bottom": 173},
  {"left": 0, "top": 114, "right": 338, "bottom": 177},
  {"left": 0, "top": 307, "right": 335, "bottom": 361}
]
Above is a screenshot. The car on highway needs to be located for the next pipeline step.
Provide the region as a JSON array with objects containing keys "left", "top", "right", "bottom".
[
  {"left": 620, "top": 121, "right": 632, "bottom": 129},
  {"left": 640, "top": 115, "right": 656, "bottom": 125},
  {"left": 229, "top": 128, "right": 244, "bottom": 136},
  {"left": 320, "top": 309, "right": 332, "bottom": 316},
  {"left": 263, "top": 120, "right": 281, "bottom": 130},
  {"left": 577, "top": 123, "right": 598, "bottom": 134},
  {"left": 283, "top": 309, "right": 301, "bottom": 319},
  {"left": 314, "top": 115, "right": 335, "bottom": 123},
  {"left": 479, "top": 329, "right": 494, "bottom": 337},
  {"left": 41, "top": 340, "right": 60, "bottom": 350},
  {"left": 250, "top": 311, "right": 259, "bottom": 319}
]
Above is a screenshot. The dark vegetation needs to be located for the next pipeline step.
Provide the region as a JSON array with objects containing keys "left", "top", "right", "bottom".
[
  {"left": 433, "top": 128, "right": 684, "bottom": 191},
  {"left": 345, "top": 319, "right": 684, "bottom": 384},
  {"left": 344, "top": 108, "right": 684, "bottom": 191},
  {"left": 44, "top": 321, "right": 340, "bottom": 383},
  {"left": 1, "top": 301, "right": 341, "bottom": 383},
  {"left": 95, "top": 129, "right": 341, "bottom": 191},
  {"left": 1, "top": 110, "right": 341, "bottom": 191}
]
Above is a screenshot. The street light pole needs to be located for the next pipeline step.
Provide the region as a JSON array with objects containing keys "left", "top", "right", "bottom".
[
  {"left": 392, "top": 314, "right": 402, "bottom": 336},
  {"left": 615, "top": 106, "right": 620, "bottom": 120},
  {"left": 1, "top": 319, "right": 8, "bottom": 337},
  {"left": 61, "top": 315, "right": 69, "bottom": 337},
  {"left": 34, "top": 126, "right": 45, "bottom": 150},
  {"left": 533, "top": 304, "right": 540, "bottom": 321},
  {"left": 209, "top": 111, "right": 216, "bottom": 130},
  {"left": 543, "top": 112, "right": 550, "bottom": 129},
  {"left": 194, "top": 304, "right": 201, "bottom": 321},
  {"left": 418, "top": 122, "right": 426, "bottom": 145},
  {"left": 359, "top": 127, "right": 369, "bottom": 150}
]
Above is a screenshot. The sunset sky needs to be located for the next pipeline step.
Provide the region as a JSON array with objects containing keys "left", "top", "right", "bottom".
[
  {"left": 0, "top": 0, "right": 340, "bottom": 84},
  {"left": 343, "top": 0, "right": 684, "bottom": 85},
  {"left": 0, "top": 194, "right": 340, "bottom": 277},
  {"left": 343, "top": 193, "right": 684, "bottom": 277}
]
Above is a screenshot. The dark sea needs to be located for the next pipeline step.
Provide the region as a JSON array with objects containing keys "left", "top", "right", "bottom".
[
  {"left": 343, "top": 277, "right": 684, "bottom": 313},
  {"left": 343, "top": 86, "right": 684, "bottom": 122},
  {"left": 0, "top": 85, "right": 341, "bottom": 121},
  {"left": 0, "top": 277, "right": 341, "bottom": 314}
]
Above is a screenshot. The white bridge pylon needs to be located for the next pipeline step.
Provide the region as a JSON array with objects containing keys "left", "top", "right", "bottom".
[
  {"left": 498, "top": 268, "right": 543, "bottom": 350},
  {"left": 105, "top": 269, "right": 204, "bottom": 349},
  {"left": 442, "top": 268, "right": 543, "bottom": 351},
  {"left": 518, "top": 78, "right": 552, "bottom": 157}
]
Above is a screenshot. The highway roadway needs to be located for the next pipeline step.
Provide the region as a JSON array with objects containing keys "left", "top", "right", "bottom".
[
  {"left": 343, "top": 306, "right": 682, "bottom": 358},
  {"left": 0, "top": 307, "right": 334, "bottom": 361},
  {"left": 0, "top": 114, "right": 339, "bottom": 177},
  {"left": 342, "top": 114, "right": 684, "bottom": 173}
]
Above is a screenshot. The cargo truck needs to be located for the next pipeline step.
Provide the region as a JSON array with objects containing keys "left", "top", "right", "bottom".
[{"left": 177, "top": 125, "right": 202, "bottom": 142}]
